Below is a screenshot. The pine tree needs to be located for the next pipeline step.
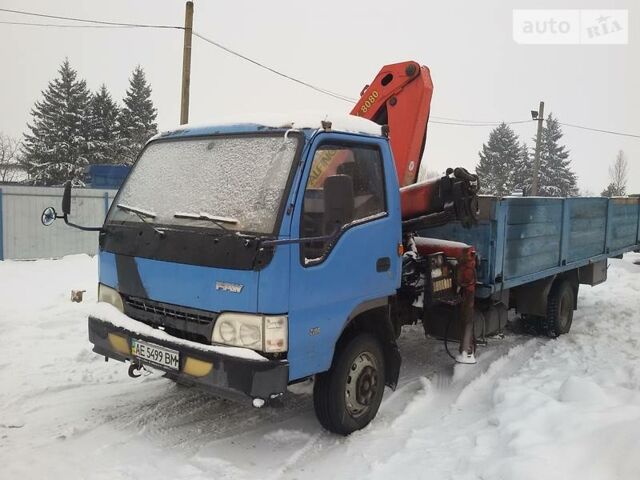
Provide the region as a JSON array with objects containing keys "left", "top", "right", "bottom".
[
  {"left": 88, "top": 84, "right": 120, "bottom": 165},
  {"left": 22, "top": 59, "right": 92, "bottom": 186},
  {"left": 475, "top": 123, "right": 521, "bottom": 196},
  {"left": 533, "top": 114, "right": 578, "bottom": 197},
  {"left": 512, "top": 142, "right": 531, "bottom": 194},
  {"left": 118, "top": 66, "right": 158, "bottom": 164}
]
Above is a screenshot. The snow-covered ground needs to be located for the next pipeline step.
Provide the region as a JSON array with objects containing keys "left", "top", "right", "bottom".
[{"left": 1, "top": 253, "right": 639, "bottom": 479}]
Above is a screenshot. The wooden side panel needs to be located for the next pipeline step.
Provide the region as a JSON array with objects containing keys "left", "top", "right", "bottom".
[
  {"left": 567, "top": 198, "right": 607, "bottom": 262},
  {"left": 608, "top": 198, "right": 640, "bottom": 251},
  {"left": 503, "top": 199, "right": 562, "bottom": 280}
]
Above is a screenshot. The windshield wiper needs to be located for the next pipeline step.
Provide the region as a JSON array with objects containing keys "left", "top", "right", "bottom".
[
  {"left": 117, "top": 204, "right": 156, "bottom": 218},
  {"left": 116, "top": 204, "right": 165, "bottom": 237},
  {"left": 173, "top": 212, "right": 239, "bottom": 231}
]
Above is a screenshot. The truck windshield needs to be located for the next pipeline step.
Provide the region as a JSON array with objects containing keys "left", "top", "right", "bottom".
[{"left": 107, "top": 134, "right": 299, "bottom": 234}]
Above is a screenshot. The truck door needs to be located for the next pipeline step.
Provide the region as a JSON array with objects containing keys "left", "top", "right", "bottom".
[{"left": 287, "top": 133, "right": 401, "bottom": 380}]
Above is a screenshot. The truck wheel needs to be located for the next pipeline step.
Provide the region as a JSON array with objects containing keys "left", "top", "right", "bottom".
[
  {"left": 540, "top": 280, "right": 574, "bottom": 338},
  {"left": 313, "top": 334, "right": 385, "bottom": 435}
]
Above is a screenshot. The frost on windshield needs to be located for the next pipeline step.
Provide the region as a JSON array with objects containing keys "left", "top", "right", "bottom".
[{"left": 111, "top": 135, "right": 298, "bottom": 234}]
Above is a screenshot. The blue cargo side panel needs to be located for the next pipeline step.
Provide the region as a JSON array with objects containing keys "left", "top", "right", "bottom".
[
  {"left": 413, "top": 195, "right": 639, "bottom": 296},
  {"left": 609, "top": 198, "right": 640, "bottom": 252},
  {"left": 503, "top": 198, "right": 562, "bottom": 280},
  {"left": 567, "top": 198, "right": 607, "bottom": 262}
]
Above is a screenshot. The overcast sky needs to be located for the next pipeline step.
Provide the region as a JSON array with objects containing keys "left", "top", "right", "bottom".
[{"left": 0, "top": 0, "right": 638, "bottom": 193}]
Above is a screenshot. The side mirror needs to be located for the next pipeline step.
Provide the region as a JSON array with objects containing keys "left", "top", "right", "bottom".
[
  {"left": 62, "top": 181, "right": 72, "bottom": 216},
  {"left": 40, "top": 181, "right": 71, "bottom": 227},
  {"left": 41, "top": 206, "right": 58, "bottom": 226},
  {"left": 39, "top": 180, "right": 103, "bottom": 232},
  {"left": 323, "top": 174, "right": 354, "bottom": 235}
]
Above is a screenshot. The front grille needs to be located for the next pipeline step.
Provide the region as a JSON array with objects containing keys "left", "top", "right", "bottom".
[{"left": 123, "top": 295, "right": 217, "bottom": 345}]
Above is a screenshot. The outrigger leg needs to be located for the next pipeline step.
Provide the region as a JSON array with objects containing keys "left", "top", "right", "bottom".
[{"left": 413, "top": 238, "right": 477, "bottom": 364}]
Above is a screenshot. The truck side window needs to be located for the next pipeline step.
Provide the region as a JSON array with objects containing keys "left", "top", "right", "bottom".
[{"left": 301, "top": 144, "right": 386, "bottom": 261}]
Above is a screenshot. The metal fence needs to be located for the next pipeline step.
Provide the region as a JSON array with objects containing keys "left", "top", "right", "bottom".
[{"left": 0, "top": 185, "right": 115, "bottom": 260}]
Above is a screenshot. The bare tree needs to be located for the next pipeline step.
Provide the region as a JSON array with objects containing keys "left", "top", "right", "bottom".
[
  {"left": 0, "top": 133, "right": 23, "bottom": 183},
  {"left": 601, "top": 150, "right": 628, "bottom": 197}
]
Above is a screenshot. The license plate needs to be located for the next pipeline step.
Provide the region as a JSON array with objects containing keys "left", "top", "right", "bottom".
[{"left": 131, "top": 339, "right": 180, "bottom": 371}]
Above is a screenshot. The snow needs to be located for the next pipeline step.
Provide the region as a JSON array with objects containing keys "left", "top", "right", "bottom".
[
  {"left": 1, "top": 253, "right": 640, "bottom": 479},
  {"left": 166, "top": 111, "right": 384, "bottom": 136},
  {"left": 414, "top": 236, "right": 473, "bottom": 251},
  {"left": 112, "top": 135, "right": 297, "bottom": 233}
]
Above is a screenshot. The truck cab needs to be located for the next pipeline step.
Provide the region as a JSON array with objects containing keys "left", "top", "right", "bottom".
[{"left": 88, "top": 114, "right": 405, "bottom": 434}]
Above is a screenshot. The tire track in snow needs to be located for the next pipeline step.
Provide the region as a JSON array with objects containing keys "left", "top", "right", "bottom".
[{"left": 275, "top": 337, "right": 543, "bottom": 480}]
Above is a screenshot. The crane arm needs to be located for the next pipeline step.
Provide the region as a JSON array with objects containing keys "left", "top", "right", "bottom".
[
  {"left": 351, "top": 61, "right": 479, "bottom": 361},
  {"left": 351, "top": 60, "right": 478, "bottom": 228},
  {"left": 350, "top": 61, "right": 433, "bottom": 187}
]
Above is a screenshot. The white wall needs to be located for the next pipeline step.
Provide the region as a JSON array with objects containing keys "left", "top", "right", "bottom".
[{"left": 0, "top": 186, "right": 115, "bottom": 260}]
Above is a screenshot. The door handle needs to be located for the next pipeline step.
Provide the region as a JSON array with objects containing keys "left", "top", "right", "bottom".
[{"left": 376, "top": 257, "right": 391, "bottom": 272}]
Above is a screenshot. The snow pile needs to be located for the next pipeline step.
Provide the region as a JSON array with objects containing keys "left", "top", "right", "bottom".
[{"left": 1, "top": 253, "right": 639, "bottom": 479}]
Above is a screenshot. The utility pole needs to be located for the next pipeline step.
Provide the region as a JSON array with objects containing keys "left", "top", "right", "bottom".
[
  {"left": 180, "top": 1, "right": 194, "bottom": 125},
  {"left": 530, "top": 101, "right": 545, "bottom": 196}
]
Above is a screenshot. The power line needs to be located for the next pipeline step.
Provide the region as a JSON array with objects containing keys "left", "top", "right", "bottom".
[
  {"left": 0, "top": 20, "right": 135, "bottom": 29},
  {"left": 557, "top": 121, "right": 640, "bottom": 139},
  {"left": 192, "top": 31, "right": 356, "bottom": 103},
  {"left": 0, "top": 7, "right": 182, "bottom": 30},
  {"left": 430, "top": 119, "right": 534, "bottom": 126},
  {"left": 431, "top": 115, "right": 517, "bottom": 123},
  {"left": 2, "top": 7, "right": 638, "bottom": 138},
  {"left": 0, "top": 7, "right": 357, "bottom": 104}
]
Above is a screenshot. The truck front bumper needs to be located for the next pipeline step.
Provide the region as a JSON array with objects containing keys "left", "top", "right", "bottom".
[{"left": 88, "top": 315, "right": 289, "bottom": 403}]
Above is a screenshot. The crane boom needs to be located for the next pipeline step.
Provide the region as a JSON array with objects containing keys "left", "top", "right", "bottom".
[
  {"left": 351, "top": 60, "right": 478, "bottom": 228},
  {"left": 350, "top": 61, "right": 433, "bottom": 187},
  {"left": 352, "top": 60, "right": 480, "bottom": 361}
]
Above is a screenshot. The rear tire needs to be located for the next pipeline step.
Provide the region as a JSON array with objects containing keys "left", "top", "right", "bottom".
[
  {"left": 313, "top": 334, "right": 385, "bottom": 435},
  {"left": 540, "top": 280, "right": 574, "bottom": 338}
]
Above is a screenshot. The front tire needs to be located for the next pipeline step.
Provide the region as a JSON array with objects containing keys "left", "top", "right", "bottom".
[{"left": 313, "top": 334, "right": 385, "bottom": 435}]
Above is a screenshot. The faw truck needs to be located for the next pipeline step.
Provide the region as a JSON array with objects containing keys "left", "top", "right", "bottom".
[{"left": 41, "top": 61, "right": 640, "bottom": 435}]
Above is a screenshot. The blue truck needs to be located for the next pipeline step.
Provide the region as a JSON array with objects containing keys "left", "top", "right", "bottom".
[{"left": 40, "top": 62, "right": 640, "bottom": 435}]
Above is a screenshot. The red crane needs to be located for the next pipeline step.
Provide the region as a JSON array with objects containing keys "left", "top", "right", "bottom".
[{"left": 351, "top": 60, "right": 480, "bottom": 360}]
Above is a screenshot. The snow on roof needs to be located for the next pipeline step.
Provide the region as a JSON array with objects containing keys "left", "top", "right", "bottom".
[{"left": 159, "top": 111, "right": 384, "bottom": 138}]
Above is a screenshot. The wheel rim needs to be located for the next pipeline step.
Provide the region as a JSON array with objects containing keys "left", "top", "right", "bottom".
[
  {"left": 345, "top": 351, "right": 379, "bottom": 418},
  {"left": 558, "top": 290, "right": 572, "bottom": 330}
]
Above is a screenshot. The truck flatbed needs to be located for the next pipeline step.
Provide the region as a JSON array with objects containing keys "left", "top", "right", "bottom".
[{"left": 423, "top": 196, "right": 640, "bottom": 297}]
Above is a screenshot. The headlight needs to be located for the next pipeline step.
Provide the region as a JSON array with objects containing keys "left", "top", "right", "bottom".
[
  {"left": 212, "top": 313, "right": 288, "bottom": 353},
  {"left": 98, "top": 283, "right": 124, "bottom": 312}
]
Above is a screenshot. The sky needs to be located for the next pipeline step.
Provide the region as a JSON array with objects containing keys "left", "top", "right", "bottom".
[{"left": 0, "top": 0, "right": 638, "bottom": 194}]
